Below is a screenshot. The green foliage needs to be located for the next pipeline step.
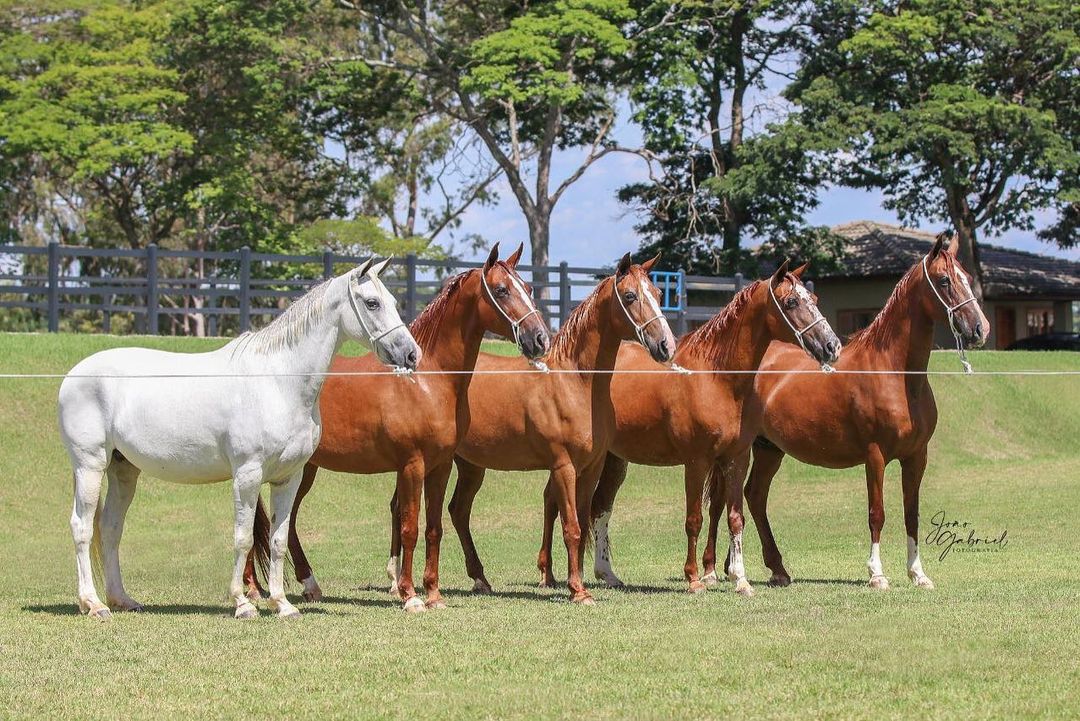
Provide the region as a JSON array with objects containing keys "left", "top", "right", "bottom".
[{"left": 294, "top": 218, "right": 447, "bottom": 260}]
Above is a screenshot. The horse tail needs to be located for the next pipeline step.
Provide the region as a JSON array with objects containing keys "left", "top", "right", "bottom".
[
  {"left": 251, "top": 495, "right": 272, "bottom": 585},
  {"left": 703, "top": 459, "right": 724, "bottom": 511}
]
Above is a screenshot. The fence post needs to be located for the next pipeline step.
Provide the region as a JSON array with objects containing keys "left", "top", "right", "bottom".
[
  {"left": 207, "top": 279, "right": 218, "bottom": 337},
  {"left": 146, "top": 243, "right": 159, "bottom": 335},
  {"left": 323, "top": 249, "right": 334, "bottom": 279},
  {"left": 677, "top": 270, "right": 687, "bottom": 337},
  {"left": 734, "top": 272, "right": 744, "bottom": 292},
  {"left": 559, "top": 261, "right": 570, "bottom": 325},
  {"left": 239, "top": 246, "right": 251, "bottom": 333},
  {"left": 405, "top": 253, "right": 417, "bottom": 322},
  {"left": 47, "top": 241, "right": 60, "bottom": 332}
]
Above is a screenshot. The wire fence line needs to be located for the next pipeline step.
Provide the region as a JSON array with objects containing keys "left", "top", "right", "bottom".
[{"left": 3, "top": 368, "right": 1077, "bottom": 379}]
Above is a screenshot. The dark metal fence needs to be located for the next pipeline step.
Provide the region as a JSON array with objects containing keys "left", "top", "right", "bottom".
[{"left": 0, "top": 242, "right": 745, "bottom": 337}]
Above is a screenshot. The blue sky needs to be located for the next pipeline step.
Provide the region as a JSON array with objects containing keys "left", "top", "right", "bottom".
[{"left": 442, "top": 143, "right": 1079, "bottom": 267}]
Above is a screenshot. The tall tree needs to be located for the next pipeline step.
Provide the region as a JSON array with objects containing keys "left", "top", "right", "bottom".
[
  {"left": 340, "top": 0, "right": 644, "bottom": 305},
  {"left": 792, "top": 0, "right": 1079, "bottom": 299},
  {"left": 620, "top": 0, "right": 832, "bottom": 274}
]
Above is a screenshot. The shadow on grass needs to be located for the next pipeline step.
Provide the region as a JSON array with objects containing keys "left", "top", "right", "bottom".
[{"left": 23, "top": 603, "right": 331, "bottom": 616}]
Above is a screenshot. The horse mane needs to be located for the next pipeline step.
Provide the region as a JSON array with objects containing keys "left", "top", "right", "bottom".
[
  {"left": 847, "top": 259, "right": 926, "bottom": 351},
  {"left": 546, "top": 276, "right": 609, "bottom": 364},
  {"left": 677, "top": 280, "right": 764, "bottom": 367},
  {"left": 408, "top": 268, "right": 475, "bottom": 351},
  {"left": 237, "top": 278, "right": 333, "bottom": 355}
]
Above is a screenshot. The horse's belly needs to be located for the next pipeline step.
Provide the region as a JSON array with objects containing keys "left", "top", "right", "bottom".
[{"left": 116, "top": 442, "right": 232, "bottom": 484}]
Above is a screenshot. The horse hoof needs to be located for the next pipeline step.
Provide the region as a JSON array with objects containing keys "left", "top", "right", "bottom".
[
  {"left": 869, "top": 575, "right": 891, "bottom": 590},
  {"left": 538, "top": 579, "right": 557, "bottom": 589},
  {"left": 301, "top": 577, "right": 323, "bottom": 603},
  {"left": 235, "top": 604, "right": 258, "bottom": 620},
  {"left": 403, "top": 597, "right": 426, "bottom": 614},
  {"left": 734, "top": 579, "right": 755, "bottom": 598},
  {"left": 571, "top": 593, "right": 596, "bottom": 606},
  {"left": 426, "top": 598, "right": 447, "bottom": 610},
  {"left": 768, "top": 573, "right": 792, "bottom": 588},
  {"left": 472, "top": 579, "right": 493, "bottom": 595},
  {"left": 278, "top": 608, "right": 301, "bottom": 620},
  {"left": 910, "top": 574, "right": 935, "bottom": 590},
  {"left": 688, "top": 580, "right": 707, "bottom": 594},
  {"left": 701, "top": 571, "right": 719, "bottom": 587},
  {"left": 595, "top": 572, "right": 625, "bottom": 589},
  {"left": 89, "top": 607, "right": 112, "bottom": 621}
]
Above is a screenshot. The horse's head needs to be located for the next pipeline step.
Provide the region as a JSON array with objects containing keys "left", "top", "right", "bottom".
[
  {"left": 610, "top": 252, "right": 677, "bottom": 363},
  {"left": 477, "top": 242, "right": 550, "bottom": 360},
  {"left": 344, "top": 258, "right": 422, "bottom": 370},
  {"left": 767, "top": 260, "right": 842, "bottom": 365},
  {"left": 921, "top": 232, "right": 989, "bottom": 348}
]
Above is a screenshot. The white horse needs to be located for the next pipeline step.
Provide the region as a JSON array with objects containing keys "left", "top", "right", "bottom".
[{"left": 58, "top": 258, "right": 421, "bottom": 620}]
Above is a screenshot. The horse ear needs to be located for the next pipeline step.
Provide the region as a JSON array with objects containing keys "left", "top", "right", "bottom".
[
  {"left": 371, "top": 257, "right": 393, "bottom": 277},
  {"left": 615, "top": 252, "right": 632, "bottom": 278},
  {"left": 484, "top": 243, "right": 500, "bottom": 270},
  {"left": 640, "top": 252, "right": 661, "bottom": 273},
  {"left": 792, "top": 261, "right": 810, "bottom": 279},
  {"left": 947, "top": 232, "right": 960, "bottom": 256},
  {"left": 770, "top": 259, "right": 791, "bottom": 289},
  {"left": 929, "top": 232, "right": 948, "bottom": 260},
  {"left": 507, "top": 242, "right": 524, "bottom": 269},
  {"left": 354, "top": 257, "right": 375, "bottom": 278}
]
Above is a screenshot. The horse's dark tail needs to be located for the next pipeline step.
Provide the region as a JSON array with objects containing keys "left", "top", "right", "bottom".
[
  {"left": 703, "top": 459, "right": 724, "bottom": 511},
  {"left": 251, "top": 496, "right": 272, "bottom": 586}
]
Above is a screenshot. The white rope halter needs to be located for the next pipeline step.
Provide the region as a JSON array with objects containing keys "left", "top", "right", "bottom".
[
  {"left": 770, "top": 278, "right": 833, "bottom": 372},
  {"left": 615, "top": 275, "right": 666, "bottom": 348},
  {"left": 922, "top": 255, "right": 977, "bottom": 374},
  {"left": 348, "top": 273, "right": 408, "bottom": 354},
  {"left": 480, "top": 265, "right": 549, "bottom": 372}
]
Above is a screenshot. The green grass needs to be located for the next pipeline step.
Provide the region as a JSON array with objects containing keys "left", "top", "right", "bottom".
[{"left": 1, "top": 332, "right": 1078, "bottom": 719}]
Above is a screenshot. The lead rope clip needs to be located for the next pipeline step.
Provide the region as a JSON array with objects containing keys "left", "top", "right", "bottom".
[
  {"left": 955, "top": 332, "right": 974, "bottom": 375},
  {"left": 670, "top": 363, "right": 692, "bottom": 375},
  {"left": 530, "top": 359, "right": 550, "bottom": 373},
  {"left": 393, "top": 366, "right": 417, "bottom": 383},
  {"left": 820, "top": 363, "right": 836, "bottom": 374}
]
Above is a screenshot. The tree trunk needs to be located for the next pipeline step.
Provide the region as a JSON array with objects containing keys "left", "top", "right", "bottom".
[
  {"left": 953, "top": 220, "right": 985, "bottom": 302},
  {"left": 527, "top": 213, "right": 552, "bottom": 326}
]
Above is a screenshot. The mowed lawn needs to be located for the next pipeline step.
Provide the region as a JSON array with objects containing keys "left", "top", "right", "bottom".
[{"left": 1, "top": 332, "right": 1078, "bottom": 720}]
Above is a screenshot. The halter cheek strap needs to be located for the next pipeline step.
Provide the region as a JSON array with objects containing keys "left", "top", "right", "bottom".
[
  {"left": 348, "top": 274, "right": 408, "bottom": 351},
  {"left": 922, "top": 255, "right": 977, "bottom": 374},
  {"left": 615, "top": 276, "right": 665, "bottom": 348},
  {"left": 770, "top": 281, "right": 832, "bottom": 372},
  {"left": 480, "top": 267, "right": 548, "bottom": 372}
]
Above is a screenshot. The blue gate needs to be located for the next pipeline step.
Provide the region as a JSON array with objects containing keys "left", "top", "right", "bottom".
[{"left": 649, "top": 271, "right": 684, "bottom": 311}]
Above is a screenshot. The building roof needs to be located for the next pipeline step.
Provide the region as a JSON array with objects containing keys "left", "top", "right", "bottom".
[{"left": 823, "top": 221, "right": 1080, "bottom": 300}]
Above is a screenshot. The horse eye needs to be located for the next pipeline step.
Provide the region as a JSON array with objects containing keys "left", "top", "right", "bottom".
[
  {"left": 785, "top": 296, "right": 798, "bottom": 309},
  {"left": 624, "top": 291, "right": 637, "bottom": 303},
  {"left": 939, "top": 276, "right": 951, "bottom": 287},
  {"left": 494, "top": 285, "right": 510, "bottom": 298},
  {"left": 365, "top": 298, "right": 380, "bottom": 310}
]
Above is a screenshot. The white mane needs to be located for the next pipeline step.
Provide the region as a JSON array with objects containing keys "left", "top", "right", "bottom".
[{"left": 233, "top": 277, "right": 335, "bottom": 356}]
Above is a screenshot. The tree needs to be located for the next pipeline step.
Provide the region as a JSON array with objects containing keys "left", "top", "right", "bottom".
[
  {"left": 340, "top": 0, "right": 646, "bottom": 307},
  {"left": 792, "top": 0, "right": 1079, "bottom": 299},
  {"left": 620, "top": 0, "right": 834, "bottom": 274}
]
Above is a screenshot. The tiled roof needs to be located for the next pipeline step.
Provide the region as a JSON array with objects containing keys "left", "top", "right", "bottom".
[{"left": 823, "top": 221, "right": 1080, "bottom": 299}]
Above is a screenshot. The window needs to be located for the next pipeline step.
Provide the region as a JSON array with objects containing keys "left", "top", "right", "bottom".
[
  {"left": 837, "top": 308, "right": 879, "bottom": 338},
  {"left": 1026, "top": 308, "right": 1053, "bottom": 337}
]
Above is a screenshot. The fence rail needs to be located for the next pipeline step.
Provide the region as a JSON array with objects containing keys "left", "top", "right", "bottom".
[{"left": 0, "top": 242, "right": 751, "bottom": 337}]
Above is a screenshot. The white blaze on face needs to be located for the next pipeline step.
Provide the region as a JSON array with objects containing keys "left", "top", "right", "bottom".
[
  {"left": 793, "top": 282, "right": 825, "bottom": 324},
  {"left": 639, "top": 278, "right": 663, "bottom": 321},
  {"left": 507, "top": 270, "right": 534, "bottom": 315}
]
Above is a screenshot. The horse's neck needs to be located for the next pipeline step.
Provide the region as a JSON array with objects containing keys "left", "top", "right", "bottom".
[
  {"left": 421, "top": 283, "right": 486, "bottom": 381},
  {"left": 864, "top": 281, "right": 935, "bottom": 372},
  {"left": 253, "top": 297, "right": 346, "bottom": 411}
]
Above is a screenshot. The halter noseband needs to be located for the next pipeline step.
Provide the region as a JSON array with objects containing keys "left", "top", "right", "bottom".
[
  {"left": 480, "top": 265, "right": 542, "bottom": 348},
  {"left": 615, "top": 275, "right": 666, "bottom": 348},
  {"left": 771, "top": 279, "right": 828, "bottom": 363},
  {"left": 922, "top": 254, "right": 977, "bottom": 373}
]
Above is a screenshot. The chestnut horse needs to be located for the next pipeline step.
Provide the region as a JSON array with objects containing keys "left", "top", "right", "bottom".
[
  {"left": 531, "top": 262, "right": 842, "bottom": 597},
  {"left": 247, "top": 244, "right": 549, "bottom": 611},
  {"left": 397, "top": 254, "right": 677, "bottom": 605},
  {"left": 704, "top": 233, "right": 989, "bottom": 591}
]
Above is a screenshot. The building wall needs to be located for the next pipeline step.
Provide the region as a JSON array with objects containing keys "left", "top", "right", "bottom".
[{"left": 811, "top": 277, "right": 1073, "bottom": 350}]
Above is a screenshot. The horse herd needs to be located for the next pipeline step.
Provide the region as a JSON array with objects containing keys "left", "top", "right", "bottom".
[{"left": 57, "top": 233, "right": 988, "bottom": 619}]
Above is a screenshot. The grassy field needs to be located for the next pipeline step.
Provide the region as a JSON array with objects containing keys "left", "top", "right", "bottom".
[{"left": 1, "top": 332, "right": 1078, "bottom": 719}]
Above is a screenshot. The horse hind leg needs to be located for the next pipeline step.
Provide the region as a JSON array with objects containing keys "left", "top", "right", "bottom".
[
  {"left": 448, "top": 457, "right": 492, "bottom": 594},
  {"left": 591, "top": 453, "right": 628, "bottom": 589},
  {"left": 100, "top": 455, "right": 143, "bottom": 611},
  {"left": 230, "top": 465, "right": 265, "bottom": 619},
  {"left": 720, "top": 453, "right": 754, "bottom": 597},
  {"left": 264, "top": 471, "right": 302, "bottom": 619},
  {"left": 69, "top": 459, "right": 109, "bottom": 620}
]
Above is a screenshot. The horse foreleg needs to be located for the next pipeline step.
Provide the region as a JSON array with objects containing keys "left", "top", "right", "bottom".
[
  {"left": 422, "top": 461, "right": 453, "bottom": 609},
  {"left": 265, "top": 471, "right": 302, "bottom": 619},
  {"left": 288, "top": 464, "right": 321, "bottom": 601},
  {"left": 590, "top": 453, "right": 628, "bottom": 589},
  {"left": 396, "top": 457, "right": 426, "bottom": 613},
  {"left": 744, "top": 441, "right": 791, "bottom": 587},
  {"left": 865, "top": 444, "right": 889, "bottom": 590},
  {"left": 70, "top": 459, "right": 109, "bottom": 620},
  {"left": 901, "top": 447, "right": 934, "bottom": 589},
  {"left": 702, "top": 460, "right": 726, "bottom": 586},
  {"left": 101, "top": 459, "right": 142, "bottom": 612},
  {"left": 722, "top": 452, "right": 754, "bottom": 597},
  {"left": 230, "top": 465, "right": 264, "bottom": 619},
  {"left": 537, "top": 477, "right": 559, "bottom": 588},
  {"left": 448, "top": 457, "right": 491, "bottom": 593},
  {"left": 683, "top": 459, "right": 709, "bottom": 593},
  {"left": 387, "top": 489, "right": 402, "bottom": 595},
  {"left": 551, "top": 461, "right": 593, "bottom": 605}
]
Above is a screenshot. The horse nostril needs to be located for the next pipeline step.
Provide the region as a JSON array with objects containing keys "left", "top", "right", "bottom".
[
  {"left": 406, "top": 350, "right": 418, "bottom": 367},
  {"left": 826, "top": 339, "right": 839, "bottom": 358},
  {"left": 974, "top": 322, "right": 983, "bottom": 339},
  {"left": 535, "top": 331, "right": 547, "bottom": 351},
  {"left": 659, "top": 338, "right": 670, "bottom": 357}
]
